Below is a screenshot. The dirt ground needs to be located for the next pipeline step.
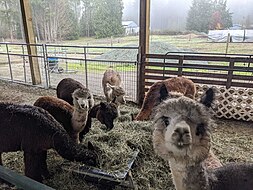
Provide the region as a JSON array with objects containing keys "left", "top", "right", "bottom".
[{"left": 0, "top": 80, "right": 252, "bottom": 190}]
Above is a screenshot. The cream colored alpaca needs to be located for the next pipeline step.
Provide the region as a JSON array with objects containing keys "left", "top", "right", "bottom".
[
  {"left": 153, "top": 89, "right": 253, "bottom": 190},
  {"left": 102, "top": 68, "right": 126, "bottom": 104},
  {"left": 71, "top": 88, "right": 94, "bottom": 143}
]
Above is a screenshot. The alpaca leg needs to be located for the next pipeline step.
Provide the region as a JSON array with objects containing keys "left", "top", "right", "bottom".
[
  {"left": 24, "top": 151, "right": 43, "bottom": 182},
  {"left": 40, "top": 151, "right": 50, "bottom": 179}
]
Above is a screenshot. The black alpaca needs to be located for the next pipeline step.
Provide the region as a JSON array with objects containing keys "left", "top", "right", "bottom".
[{"left": 0, "top": 102, "right": 98, "bottom": 182}]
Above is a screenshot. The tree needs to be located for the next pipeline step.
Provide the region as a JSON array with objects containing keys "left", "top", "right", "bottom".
[
  {"left": 0, "top": 0, "right": 22, "bottom": 40},
  {"left": 30, "top": 0, "right": 81, "bottom": 42},
  {"left": 210, "top": 0, "right": 232, "bottom": 30},
  {"left": 186, "top": 0, "right": 232, "bottom": 33},
  {"left": 186, "top": 0, "right": 213, "bottom": 33},
  {"left": 80, "top": 0, "right": 95, "bottom": 37},
  {"left": 80, "top": 0, "right": 124, "bottom": 38}
]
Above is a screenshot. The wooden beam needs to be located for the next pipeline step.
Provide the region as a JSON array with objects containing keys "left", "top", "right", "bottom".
[
  {"left": 0, "top": 165, "right": 55, "bottom": 190},
  {"left": 137, "top": 0, "right": 150, "bottom": 105},
  {"left": 20, "top": 0, "right": 41, "bottom": 85}
]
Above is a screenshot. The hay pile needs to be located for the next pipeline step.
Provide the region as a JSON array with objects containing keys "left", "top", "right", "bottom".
[
  {"left": 79, "top": 109, "right": 173, "bottom": 189},
  {"left": 1, "top": 105, "right": 253, "bottom": 190}
]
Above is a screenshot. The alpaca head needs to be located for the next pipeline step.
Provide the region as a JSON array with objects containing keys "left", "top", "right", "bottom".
[
  {"left": 153, "top": 88, "right": 215, "bottom": 164},
  {"left": 75, "top": 141, "right": 99, "bottom": 166},
  {"left": 72, "top": 88, "right": 94, "bottom": 110},
  {"left": 96, "top": 100, "right": 119, "bottom": 130},
  {"left": 106, "top": 83, "right": 126, "bottom": 104}
]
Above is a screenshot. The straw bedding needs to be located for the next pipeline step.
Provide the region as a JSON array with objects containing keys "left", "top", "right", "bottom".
[{"left": 0, "top": 80, "right": 252, "bottom": 190}]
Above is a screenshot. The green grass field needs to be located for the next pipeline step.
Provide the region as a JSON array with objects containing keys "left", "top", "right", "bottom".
[{"left": 1, "top": 34, "right": 252, "bottom": 54}]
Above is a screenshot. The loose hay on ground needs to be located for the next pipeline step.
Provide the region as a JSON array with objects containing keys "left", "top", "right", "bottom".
[
  {"left": 0, "top": 80, "right": 253, "bottom": 190},
  {"left": 80, "top": 114, "right": 174, "bottom": 189}
]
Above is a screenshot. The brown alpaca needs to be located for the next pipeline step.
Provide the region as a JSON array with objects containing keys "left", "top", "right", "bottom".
[
  {"left": 102, "top": 68, "right": 126, "bottom": 104},
  {"left": 56, "top": 78, "right": 94, "bottom": 106},
  {"left": 34, "top": 88, "right": 93, "bottom": 144},
  {"left": 152, "top": 89, "right": 253, "bottom": 190},
  {"left": 135, "top": 77, "right": 196, "bottom": 121},
  {"left": 0, "top": 103, "right": 98, "bottom": 182}
]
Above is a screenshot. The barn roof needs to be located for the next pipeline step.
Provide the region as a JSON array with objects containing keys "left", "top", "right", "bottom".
[{"left": 122, "top": 21, "right": 138, "bottom": 28}]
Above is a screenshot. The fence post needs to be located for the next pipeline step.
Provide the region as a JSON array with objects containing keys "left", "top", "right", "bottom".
[
  {"left": 138, "top": 0, "right": 150, "bottom": 105},
  {"left": 84, "top": 47, "right": 88, "bottom": 88},
  {"left": 178, "top": 56, "right": 184, "bottom": 77},
  {"left": 225, "top": 33, "right": 230, "bottom": 54},
  {"left": 21, "top": 44, "right": 27, "bottom": 83},
  {"left": 44, "top": 44, "right": 51, "bottom": 88},
  {"left": 6, "top": 43, "right": 13, "bottom": 81},
  {"left": 226, "top": 58, "right": 234, "bottom": 89},
  {"left": 42, "top": 44, "right": 49, "bottom": 89}
]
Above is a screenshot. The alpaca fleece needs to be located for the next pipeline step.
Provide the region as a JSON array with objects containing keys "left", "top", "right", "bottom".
[
  {"left": 135, "top": 77, "right": 196, "bottom": 121},
  {"left": 0, "top": 102, "right": 98, "bottom": 182}
]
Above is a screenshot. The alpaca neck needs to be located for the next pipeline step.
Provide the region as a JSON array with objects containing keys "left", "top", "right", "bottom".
[
  {"left": 169, "top": 158, "right": 210, "bottom": 190},
  {"left": 71, "top": 106, "right": 88, "bottom": 143}
]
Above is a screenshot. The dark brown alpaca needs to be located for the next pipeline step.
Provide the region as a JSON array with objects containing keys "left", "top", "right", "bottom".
[
  {"left": 0, "top": 102, "right": 99, "bottom": 182},
  {"left": 56, "top": 78, "right": 94, "bottom": 106},
  {"left": 135, "top": 77, "right": 196, "bottom": 121},
  {"left": 79, "top": 100, "right": 119, "bottom": 141}
]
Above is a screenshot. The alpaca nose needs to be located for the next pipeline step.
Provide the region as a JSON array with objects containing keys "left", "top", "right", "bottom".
[
  {"left": 81, "top": 104, "right": 88, "bottom": 109},
  {"left": 173, "top": 128, "right": 191, "bottom": 147}
]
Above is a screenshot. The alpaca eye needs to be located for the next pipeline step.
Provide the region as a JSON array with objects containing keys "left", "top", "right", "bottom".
[
  {"left": 162, "top": 116, "right": 170, "bottom": 126},
  {"left": 196, "top": 123, "right": 205, "bottom": 136},
  {"left": 88, "top": 96, "right": 91, "bottom": 99}
]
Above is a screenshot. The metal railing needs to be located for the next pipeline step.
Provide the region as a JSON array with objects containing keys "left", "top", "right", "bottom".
[{"left": 0, "top": 42, "right": 139, "bottom": 102}]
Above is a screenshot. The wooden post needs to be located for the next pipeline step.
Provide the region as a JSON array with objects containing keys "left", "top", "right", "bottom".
[
  {"left": 225, "top": 33, "right": 230, "bottom": 54},
  {"left": 226, "top": 58, "right": 234, "bottom": 89},
  {"left": 137, "top": 0, "right": 150, "bottom": 105},
  {"left": 20, "top": 0, "right": 41, "bottom": 85},
  {"left": 178, "top": 56, "right": 184, "bottom": 77}
]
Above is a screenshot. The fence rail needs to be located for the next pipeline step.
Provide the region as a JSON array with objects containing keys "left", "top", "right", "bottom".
[
  {"left": 144, "top": 53, "right": 253, "bottom": 91},
  {"left": 0, "top": 42, "right": 139, "bottom": 102}
]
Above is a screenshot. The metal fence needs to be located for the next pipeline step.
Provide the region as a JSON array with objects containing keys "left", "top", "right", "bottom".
[{"left": 0, "top": 42, "right": 139, "bottom": 102}]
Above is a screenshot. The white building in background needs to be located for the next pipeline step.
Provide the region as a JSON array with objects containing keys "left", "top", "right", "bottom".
[{"left": 122, "top": 21, "right": 139, "bottom": 35}]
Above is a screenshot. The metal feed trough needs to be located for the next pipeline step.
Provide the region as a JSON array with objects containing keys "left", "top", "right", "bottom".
[{"left": 61, "top": 150, "right": 139, "bottom": 189}]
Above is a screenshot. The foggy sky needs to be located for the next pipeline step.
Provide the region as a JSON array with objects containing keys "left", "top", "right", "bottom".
[{"left": 123, "top": 0, "right": 253, "bottom": 30}]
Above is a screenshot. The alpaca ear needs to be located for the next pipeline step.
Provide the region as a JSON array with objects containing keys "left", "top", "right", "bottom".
[
  {"left": 87, "top": 141, "right": 95, "bottom": 150},
  {"left": 111, "top": 96, "right": 117, "bottom": 103},
  {"left": 200, "top": 88, "right": 215, "bottom": 108},
  {"left": 159, "top": 83, "right": 168, "bottom": 102},
  {"left": 100, "top": 102, "right": 107, "bottom": 110}
]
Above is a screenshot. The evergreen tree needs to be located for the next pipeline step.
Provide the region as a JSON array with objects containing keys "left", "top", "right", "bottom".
[
  {"left": 187, "top": 0, "right": 232, "bottom": 33},
  {"left": 82, "top": 0, "right": 124, "bottom": 38},
  {"left": 186, "top": 0, "right": 213, "bottom": 33}
]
